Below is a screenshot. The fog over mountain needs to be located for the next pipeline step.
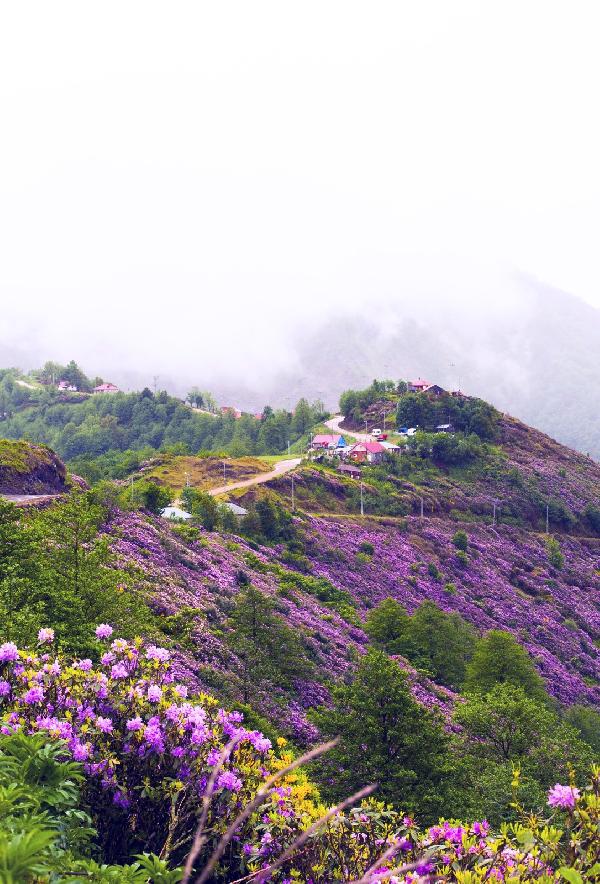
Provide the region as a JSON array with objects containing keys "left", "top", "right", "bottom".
[
  {"left": 2, "top": 272, "right": 599, "bottom": 458},
  {"left": 1, "top": 4, "right": 600, "bottom": 456}
]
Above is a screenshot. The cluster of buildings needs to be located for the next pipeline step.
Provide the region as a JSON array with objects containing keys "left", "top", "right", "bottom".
[
  {"left": 311, "top": 433, "right": 399, "bottom": 466},
  {"left": 55, "top": 381, "right": 120, "bottom": 394}
]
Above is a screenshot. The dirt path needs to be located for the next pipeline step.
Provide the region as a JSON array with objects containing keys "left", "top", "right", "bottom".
[
  {"left": 324, "top": 415, "right": 372, "bottom": 442},
  {"left": 207, "top": 458, "right": 301, "bottom": 497}
]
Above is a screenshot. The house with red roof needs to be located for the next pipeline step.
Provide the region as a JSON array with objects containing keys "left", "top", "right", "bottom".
[
  {"left": 93, "top": 383, "right": 119, "bottom": 394},
  {"left": 311, "top": 434, "right": 346, "bottom": 450},
  {"left": 220, "top": 406, "right": 242, "bottom": 419},
  {"left": 347, "top": 441, "right": 386, "bottom": 464},
  {"left": 407, "top": 378, "right": 431, "bottom": 393}
]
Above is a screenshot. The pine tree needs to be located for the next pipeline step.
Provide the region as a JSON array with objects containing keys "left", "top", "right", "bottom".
[
  {"left": 310, "top": 649, "right": 451, "bottom": 819},
  {"left": 464, "top": 630, "right": 548, "bottom": 701}
]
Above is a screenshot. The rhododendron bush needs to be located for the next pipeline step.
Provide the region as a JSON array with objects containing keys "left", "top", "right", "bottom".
[
  {"left": 0, "top": 627, "right": 291, "bottom": 870},
  {"left": 0, "top": 628, "right": 599, "bottom": 881}
]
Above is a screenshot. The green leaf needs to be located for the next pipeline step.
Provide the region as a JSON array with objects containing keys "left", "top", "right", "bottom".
[{"left": 559, "top": 869, "right": 584, "bottom": 884}]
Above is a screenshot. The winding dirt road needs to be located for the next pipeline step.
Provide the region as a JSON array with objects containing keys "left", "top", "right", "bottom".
[
  {"left": 324, "top": 415, "right": 372, "bottom": 442},
  {"left": 207, "top": 458, "right": 301, "bottom": 497}
]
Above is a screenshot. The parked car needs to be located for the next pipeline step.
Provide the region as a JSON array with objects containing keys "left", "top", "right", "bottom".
[{"left": 372, "top": 428, "right": 382, "bottom": 436}]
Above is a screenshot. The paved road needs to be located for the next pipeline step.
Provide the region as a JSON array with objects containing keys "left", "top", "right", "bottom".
[
  {"left": 2, "top": 493, "right": 62, "bottom": 506},
  {"left": 207, "top": 458, "right": 301, "bottom": 497},
  {"left": 324, "top": 415, "right": 372, "bottom": 442}
]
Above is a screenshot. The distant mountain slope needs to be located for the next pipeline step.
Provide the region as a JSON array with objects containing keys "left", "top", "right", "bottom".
[{"left": 253, "top": 278, "right": 600, "bottom": 459}]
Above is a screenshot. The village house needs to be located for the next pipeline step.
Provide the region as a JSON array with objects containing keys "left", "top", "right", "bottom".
[
  {"left": 407, "top": 378, "right": 431, "bottom": 393},
  {"left": 93, "top": 382, "right": 119, "bottom": 394},
  {"left": 424, "top": 384, "right": 446, "bottom": 397},
  {"left": 220, "top": 406, "right": 242, "bottom": 419},
  {"left": 160, "top": 506, "right": 193, "bottom": 521},
  {"left": 338, "top": 463, "right": 361, "bottom": 479},
  {"left": 57, "top": 380, "right": 77, "bottom": 392},
  {"left": 311, "top": 433, "right": 346, "bottom": 450},
  {"left": 347, "top": 441, "right": 386, "bottom": 464},
  {"left": 407, "top": 379, "right": 446, "bottom": 396},
  {"left": 380, "top": 440, "right": 401, "bottom": 453},
  {"left": 222, "top": 501, "right": 248, "bottom": 518}
]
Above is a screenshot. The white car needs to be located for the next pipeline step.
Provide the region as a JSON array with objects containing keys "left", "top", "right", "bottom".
[
  {"left": 371, "top": 428, "right": 382, "bottom": 436},
  {"left": 406, "top": 427, "right": 418, "bottom": 436}
]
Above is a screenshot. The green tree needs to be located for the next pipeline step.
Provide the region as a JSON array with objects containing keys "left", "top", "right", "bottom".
[
  {"left": 186, "top": 387, "right": 204, "bottom": 408},
  {"left": 454, "top": 684, "right": 595, "bottom": 824},
  {"left": 0, "top": 499, "right": 41, "bottom": 643},
  {"left": 364, "top": 598, "right": 411, "bottom": 656},
  {"left": 181, "top": 487, "right": 220, "bottom": 531},
  {"left": 139, "top": 480, "right": 171, "bottom": 514},
  {"left": 255, "top": 497, "right": 280, "bottom": 541},
  {"left": 33, "top": 491, "right": 153, "bottom": 655},
  {"left": 564, "top": 705, "right": 600, "bottom": 753},
  {"left": 364, "top": 598, "right": 476, "bottom": 690},
  {"left": 227, "top": 586, "right": 310, "bottom": 703},
  {"left": 464, "top": 630, "right": 548, "bottom": 701},
  {"left": 410, "top": 601, "right": 477, "bottom": 689},
  {"left": 546, "top": 536, "right": 564, "bottom": 569},
  {"left": 310, "top": 649, "right": 451, "bottom": 819},
  {"left": 292, "top": 397, "right": 313, "bottom": 436}
]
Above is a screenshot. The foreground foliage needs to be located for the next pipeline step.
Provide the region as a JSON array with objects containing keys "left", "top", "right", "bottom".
[{"left": 0, "top": 630, "right": 598, "bottom": 881}]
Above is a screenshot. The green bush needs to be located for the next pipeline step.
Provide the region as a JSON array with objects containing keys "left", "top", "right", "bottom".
[
  {"left": 452, "top": 530, "right": 469, "bottom": 552},
  {"left": 546, "top": 536, "right": 564, "bottom": 569}
]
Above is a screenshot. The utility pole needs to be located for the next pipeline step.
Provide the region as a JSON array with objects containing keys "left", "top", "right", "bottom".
[
  {"left": 153, "top": 375, "right": 159, "bottom": 395},
  {"left": 420, "top": 496, "right": 424, "bottom": 520},
  {"left": 223, "top": 461, "right": 227, "bottom": 484},
  {"left": 492, "top": 500, "right": 497, "bottom": 525},
  {"left": 364, "top": 419, "right": 368, "bottom": 436},
  {"left": 382, "top": 411, "right": 386, "bottom": 432},
  {"left": 546, "top": 504, "right": 549, "bottom": 534},
  {"left": 287, "top": 440, "right": 290, "bottom": 456},
  {"left": 360, "top": 481, "right": 364, "bottom": 516},
  {"left": 291, "top": 474, "right": 295, "bottom": 512}
]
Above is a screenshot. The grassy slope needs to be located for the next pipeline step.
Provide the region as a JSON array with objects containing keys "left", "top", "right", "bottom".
[{"left": 139, "top": 454, "right": 271, "bottom": 492}]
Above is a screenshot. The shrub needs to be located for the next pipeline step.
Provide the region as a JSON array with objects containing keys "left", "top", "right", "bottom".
[
  {"left": 452, "top": 529, "right": 469, "bottom": 552},
  {"left": 456, "top": 549, "right": 469, "bottom": 567},
  {"left": 358, "top": 541, "right": 375, "bottom": 556},
  {"left": 546, "top": 535, "right": 564, "bottom": 569},
  {"left": 427, "top": 562, "right": 441, "bottom": 581}
]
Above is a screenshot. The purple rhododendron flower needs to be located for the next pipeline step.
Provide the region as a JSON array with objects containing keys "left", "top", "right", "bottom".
[
  {"left": 95, "top": 624, "right": 114, "bottom": 639},
  {"left": 71, "top": 741, "right": 91, "bottom": 761},
  {"left": 217, "top": 771, "right": 243, "bottom": 792},
  {"left": 0, "top": 680, "right": 11, "bottom": 697},
  {"left": 146, "top": 645, "right": 170, "bottom": 662},
  {"left": 23, "top": 686, "right": 44, "bottom": 704},
  {"left": 96, "top": 716, "right": 113, "bottom": 733},
  {"left": 77, "top": 659, "right": 93, "bottom": 671},
  {"left": 126, "top": 716, "right": 143, "bottom": 731},
  {"left": 147, "top": 684, "right": 162, "bottom": 702},
  {"left": 37, "top": 628, "right": 55, "bottom": 644},
  {"left": 548, "top": 783, "right": 580, "bottom": 809},
  {"left": 110, "top": 663, "right": 128, "bottom": 679},
  {"left": 0, "top": 642, "right": 19, "bottom": 663}
]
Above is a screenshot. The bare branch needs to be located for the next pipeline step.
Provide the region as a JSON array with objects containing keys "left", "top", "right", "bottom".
[
  {"left": 181, "top": 734, "right": 242, "bottom": 883},
  {"left": 254, "top": 783, "right": 377, "bottom": 884},
  {"left": 194, "top": 739, "right": 339, "bottom": 884}
]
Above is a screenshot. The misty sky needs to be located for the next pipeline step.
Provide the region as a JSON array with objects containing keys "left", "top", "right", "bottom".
[{"left": 1, "top": 2, "right": 599, "bottom": 388}]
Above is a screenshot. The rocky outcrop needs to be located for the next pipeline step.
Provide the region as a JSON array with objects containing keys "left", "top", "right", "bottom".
[{"left": 0, "top": 440, "right": 68, "bottom": 494}]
